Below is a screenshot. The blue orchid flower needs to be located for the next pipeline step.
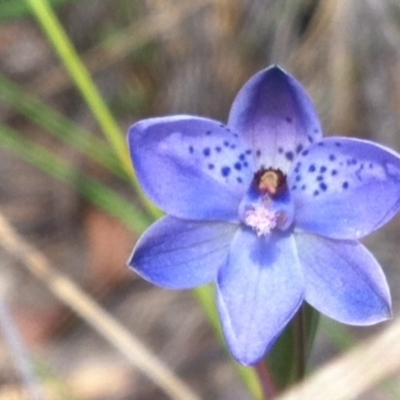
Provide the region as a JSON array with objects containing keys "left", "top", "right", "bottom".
[{"left": 127, "top": 65, "right": 400, "bottom": 366}]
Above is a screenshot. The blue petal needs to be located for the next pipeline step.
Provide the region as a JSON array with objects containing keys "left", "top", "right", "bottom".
[
  {"left": 228, "top": 65, "right": 322, "bottom": 174},
  {"left": 129, "top": 216, "right": 238, "bottom": 289},
  {"left": 296, "top": 233, "right": 391, "bottom": 325},
  {"left": 128, "top": 116, "right": 254, "bottom": 221},
  {"left": 217, "top": 228, "right": 303, "bottom": 365},
  {"left": 291, "top": 138, "right": 400, "bottom": 239}
]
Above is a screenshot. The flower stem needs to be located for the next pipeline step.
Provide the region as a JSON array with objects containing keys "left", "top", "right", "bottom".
[
  {"left": 255, "top": 361, "right": 279, "bottom": 399},
  {"left": 293, "top": 304, "right": 307, "bottom": 381}
]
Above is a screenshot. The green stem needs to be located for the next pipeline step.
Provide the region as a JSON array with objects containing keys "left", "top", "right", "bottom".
[
  {"left": 255, "top": 361, "right": 279, "bottom": 399},
  {"left": 293, "top": 304, "right": 306, "bottom": 381}
]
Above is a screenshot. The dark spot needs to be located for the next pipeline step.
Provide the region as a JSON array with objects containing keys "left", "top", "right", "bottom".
[
  {"left": 342, "top": 182, "right": 349, "bottom": 189},
  {"left": 301, "top": 185, "right": 307, "bottom": 190},
  {"left": 320, "top": 166, "right": 327, "bottom": 173},
  {"left": 208, "top": 163, "right": 214, "bottom": 170},
  {"left": 189, "top": 146, "right": 194, "bottom": 154},
  {"left": 230, "top": 144, "right": 236, "bottom": 149},
  {"left": 308, "top": 164, "right": 316, "bottom": 172},
  {"left": 206, "top": 130, "right": 212, "bottom": 136},
  {"left": 317, "top": 175, "right": 324, "bottom": 181},
  {"left": 302, "top": 150, "right": 309, "bottom": 156},
  {"left": 246, "top": 149, "right": 252, "bottom": 155},
  {"left": 307, "top": 136, "right": 314, "bottom": 143},
  {"left": 313, "top": 128, "right": 319, "bottom": 133},
  {"left": 319, "top": 182, "right": 327, "bottom": 191},
  {"left": 221, "top": 167, "right": 231, "bottom": 177},
  {"left": 215, "top": 146, "right": 222, "bottom": 153},
  {"left": 203, "top": 148, "right": 211, "bottom": 157},
  {"left": 351, "top": 159, "right": 357, "bottom": 165},
  {"left": 317, "top": 142, "right": 324, "bottom": 146},
  {"left": 285, "top": 151, "right": 294, "bottom": 161},
  {"left": 369, "top": 163, "right": 374, "bottom": 169},
  {"left": 219, "top": 123, "right": 225, "bottom": 128},
  {"left": 233, "top": 133, "right": 239, "bottom": 138},
  {"left": 234, "top": 162, "right": 242, "bottom": 171},
  {"left": 285, "top": 117, "right": 293, "bottom": 123},
  {"left": 291, "top": 185, "right": 297, "bottom": 190},
  {"left": 243, "top": 162, "right": 249, "bottom": 168},
  {"left": 256, "top": 150, "right": 262, "bottom": 157},
  {"left": 335, "top": 142, "right": 342, "bottom": 147},
  {"left": 239, "top": 154, "right": 246, "bottom": 161},
  {"left": 296, "top": 175, "right": 302, "bottom": 182},
  {"left": 294, "top": 162, "right": 301, "bottom": 173},
  {"left": 329, "top": 154, "right": 336, "bottom": 161},
  {"left": 237, "top": 177, "right": 243, "bottom": 183},
  {"left": 331, "top": 169, "right": 338, "bottom": 176},
  {"left": 313, "top": 190, "right": 320, "bottom": 196},
  {"left": 278, "top": 147, "right": 284, "bottom": 154},
  {"left": 296, "top": 144, "right": 303, "bottom": 154},
  {"left": 223, "top": 141, "right": 230, "bottom": 147}
]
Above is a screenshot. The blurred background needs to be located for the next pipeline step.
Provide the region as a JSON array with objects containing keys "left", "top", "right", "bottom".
[{"left": 1, "top": 0, "right": 400, "bottom": 399}]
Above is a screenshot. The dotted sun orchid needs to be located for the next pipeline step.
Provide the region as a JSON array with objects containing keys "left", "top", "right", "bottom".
[{"left": 127, "top": 65, "right": 400, "bottom": 366}]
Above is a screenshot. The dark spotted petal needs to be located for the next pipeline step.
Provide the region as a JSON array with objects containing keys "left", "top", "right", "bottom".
[
  {"left": 228, "top": 66, "right": 322, "bottom": 174},
  {"left": 291, "top": 138, "right": 400, "bottom": 239},
  {"left": 128, "top": 116, "right": 255, "bottom": 221}
]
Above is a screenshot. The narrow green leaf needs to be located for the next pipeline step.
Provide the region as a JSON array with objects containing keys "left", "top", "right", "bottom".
[
  {"left": 265, "top": 303, "right": 320, "bottom": 391},
  {"left": 0, "top": 124, "right": 150, "bottom": 233},
  {"left": 0, "top": 73, "right": 125, "bottom": 178}
]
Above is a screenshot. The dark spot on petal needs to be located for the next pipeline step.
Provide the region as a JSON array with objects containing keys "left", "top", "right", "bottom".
[
  {"left": 246, "top": 149, "right": 252, "bottom": 155},
  {"left": 307, "top": 136, "right": 314, "bottom": 143},
  {"left": 219, "top": 123, "right": 224, "bottom": 128},
  {"left": 221, "top": 167, "right": 231, "bottom": 177},
  {"left": 301, "top": 185, "right": 306, "bottom": 190},
  {"left": 256, "top": 150, "right": 262, "bottom": 157},
  {"left": 223, "top": 141, "right": 230, "bottom": 147},
  {"left": 319, "top": 182, "right": 327, "bottom": 191},
  {"left": 308, "top": 164, "right": 316, "bottom": 172},
  {"left": 329, "top": 154, "right": 336, "bottom": 161},
  {"left": 237, "top": 177, "right": 243, "bottom": 183},
  {"left": 286, "top": 117, "right": 293, "bottom": 123},
  {"left": 317, "top": 142, "right": 324, "bottom": 146},
  {"left": 203, "top": 148, "right": 211, "bottom": 156},
  {"left": 335, "top": 142, "right": 342, "bottom": 147},
  {"left": 296, "top": 144, "right": 303, "bottom": 154},
  {"left": 320, "top": 166, "right": 327, "bottom": 173},
  {"left": 234, "top": 162, "right": 242, "bottom": 171},
  {"left": 239, "top": 154, "right": 246, "bottom": 161},
  {"left": 331, "top": 169, "right": 338, "bottom": 176},
  {"left": 208, "top": 163, "right": 214, "bottom": 170},
  {"left": 369, "top": 163, "right": 374, "bottom": 169},
  {"left": 302, "top": 150, "right": 309, "bottom": 156},
  {"left": 243, "top": 162, "right": 249, "bottom": 168},
  {"left": 285, "top": 151, "right": 294, "bottom": 161},
  {"left": 206, "top": 130, "right": 212, "bottom": 135},
  {"left": 291, "top": 185, "right": 297, "bottom": 190},
  {"left": 278, "top": 147, "right": 284, "bottom": 154},
  {"left": 215, "top": 146, "right": 222, "bottom": 152},
  {"left": 313, "top": 128, "right": 319, "bottom": 133},
  {"left": 296, "top": 175, "right": 302, "bottom": 182},
  {"left": 230, "top": 144, "right": 236, "bottom": 149},
  {"left": 317, "top": 175, "right": 324, "bottom": 181},
  {"left": 313, "top": 190, "right": 320, "bottom": 196},
  {"left": 189, "top": 146, "right": 194, "bottom": 154},
  {"left": 342, "top": 182, "right": 349, "bottom": 189}
]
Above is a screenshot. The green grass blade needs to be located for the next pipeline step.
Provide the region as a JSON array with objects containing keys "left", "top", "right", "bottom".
[
  {"left": 25, "top": 0, "right": 131, "bottom": 175},
  {"left": 0, "top": 73, "right": 125, "bottom": 178},
  {"left": 0, "top": 123, "right": 150, "bottom": 233}
]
